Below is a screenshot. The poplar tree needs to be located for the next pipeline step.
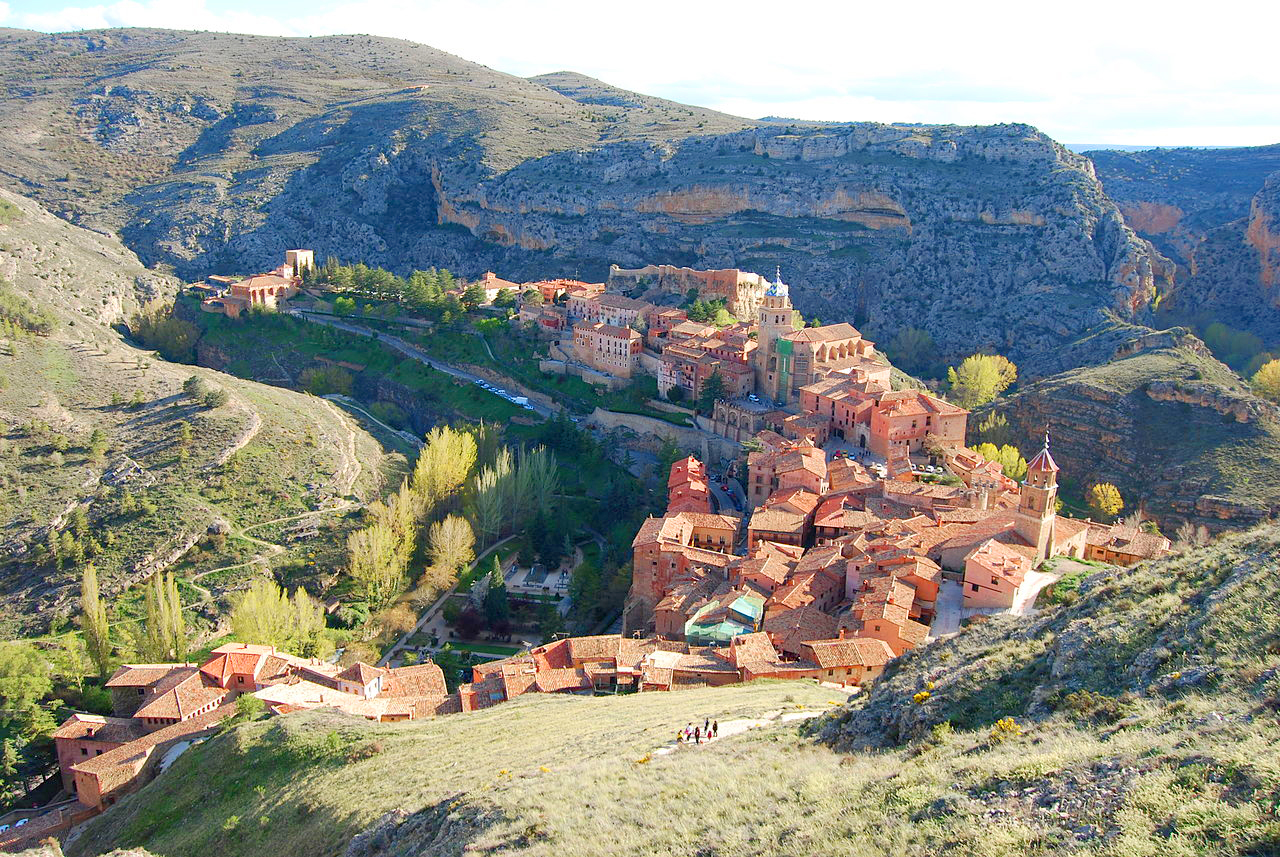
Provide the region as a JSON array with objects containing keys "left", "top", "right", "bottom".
[{"left": 80, "top": 563, "right": 111, "bottom": 677}]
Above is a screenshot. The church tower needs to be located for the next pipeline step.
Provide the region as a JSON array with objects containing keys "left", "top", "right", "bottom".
[
  {"left": 753, "top": 268, "right": 796, "bottom": 403},
  {"left": 1015, "top": 433, "right": 1059, "bottom": 561}
]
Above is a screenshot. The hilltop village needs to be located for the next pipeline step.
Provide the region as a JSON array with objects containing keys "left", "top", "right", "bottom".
[{"left": 0, "top": 257, "right": 1187, "bottom": 850}]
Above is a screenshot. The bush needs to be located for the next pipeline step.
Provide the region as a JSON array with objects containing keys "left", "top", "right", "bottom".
[
  {"left": 235, "top": 693, "right": 266, "bottom": 719},
  {"left": 987, "top": 716, "right": 1022, "bottom": 745},
  {"left": 202, "top": 387, "right": 230, "bottom": 408}
]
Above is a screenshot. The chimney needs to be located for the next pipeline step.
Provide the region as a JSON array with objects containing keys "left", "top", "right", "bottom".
[{"left": 838, "top": 627, "right": 849, "bottom": 640}]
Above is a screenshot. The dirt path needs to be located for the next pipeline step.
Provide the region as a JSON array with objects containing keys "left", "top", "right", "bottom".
[
  {"left": 319, "top": 398, "right": 363, "bottom": 496},
  {"left": 650, "top": 707, "right": 838, "bottom": 757}
]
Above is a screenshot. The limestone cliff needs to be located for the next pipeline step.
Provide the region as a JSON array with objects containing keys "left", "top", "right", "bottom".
[
  {"left": 979, "top": 330, "right": 1280, "bottom": 528},
  {"left": 1091, "top": 146, "right": 1280, "bottom": 345},
  {"left": 0, "top": 29, "right": 1168, "bottom": 374}
]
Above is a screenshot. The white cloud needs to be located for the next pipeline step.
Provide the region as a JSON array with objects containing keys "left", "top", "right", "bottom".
[{"left": 10, "top": 0, "right": 1280, "bottom": 146}]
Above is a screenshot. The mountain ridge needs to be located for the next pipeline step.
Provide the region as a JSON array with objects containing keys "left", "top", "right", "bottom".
[{"left": 0, "top": 26, "right": 1169, "bottom": 374}]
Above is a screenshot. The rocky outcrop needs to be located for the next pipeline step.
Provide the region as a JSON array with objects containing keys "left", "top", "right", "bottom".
[
  {"left": 1091, "top": 146, "right": 1280, "bottom": 345},
  {"left": 1145, "top": 379, "right": 1271, "bottom": 423},
  {"left": 0, "top": 29, "right": 1171, "bottom": 375},
  {"left": 1246, "top": 172, "right": 1280, "bottom": 299},
  {"left": 982, "top": 339, "right": 1280, "bottom": 529}
]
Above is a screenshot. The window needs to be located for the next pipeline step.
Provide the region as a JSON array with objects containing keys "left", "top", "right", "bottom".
[
  {"left": 970, "top": 583, "right": 979, "bottom": 592},
  {"left": 96, "top": 749, "right": 103, "bottom": 756},
  {"left": 992, "top": 576, "right": 999, "bottom": 585},
  {"left": 827, "top": 670, "right": 833, "bottom": 676},
  {"left": 80, "top": 747, "right": 88, "bottom": 756},
  {"left": 137, "top": 688, "right": 145, "bottom": 696}
]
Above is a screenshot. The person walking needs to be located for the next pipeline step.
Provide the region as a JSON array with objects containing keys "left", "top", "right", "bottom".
[
  {"left": 694, "top": 726, "right": 701, "bottom": 744},
  {"left": 704, "top": 718, "right": 710, "bottom": 734},
  {"left": 712, "top": 720, "right": 718, "bottom": 738}
]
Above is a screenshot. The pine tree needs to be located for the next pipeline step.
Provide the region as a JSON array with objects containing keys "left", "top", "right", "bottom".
[
  {"left": 81, "top": 563, "right": 111, "bottom": 677},
  {"left": 483, "top": 555, "right": 509, "bottom": 628}
]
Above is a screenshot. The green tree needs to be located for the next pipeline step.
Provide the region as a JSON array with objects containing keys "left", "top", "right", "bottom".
[
  {"left": 1087, "top": 482, "right": 1124, "bottom": 519},
  {"left": 656, "top": 435, "right": 682, "bottom": 480},
  {"left": 521, "top": 289, "right": 544, "bottom": 306},
  {"left": 87, "top": 428, "right": 109, "bottom": 464},
  {"left": 81, "top": 563, "right": 112, "bottom": 677},
  {"left": 1251, "top": 358, "right": 1280, "bottom": 402},
  {"left": 482, "top": 556, "right": 509, "bottom": 628},
  {"left": 428, "top": 515, "right": 475, "bottom": 581},
  {"left": 946, "top": 354, "right": 1018, "bottom": 408},
  {"left": 697, "top": 371, "right": 727, "bottom": 414},
  {"left": 886, "top": 327, "right": 940, "bottom": 376},
  {"left": 460, "top": 283, "right": 487, "bottom": 310},
  {"left": 973, "top": 442, "right": 1028, "bottom": 481},
  {"left": 0, "top": 644, "right": 51, "bottom": 730},
  {"left": 231, "top": 579, "right": 330, "bottom": 656},
  {"left": 129, "top": 301, "right": 199, "bottom": 363}
]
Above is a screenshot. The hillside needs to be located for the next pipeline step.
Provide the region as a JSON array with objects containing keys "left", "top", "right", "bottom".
[
  {"left": 0, "top": 187, "right": 398, "bottom": 634},
  {"left": 1090, "top": 145, "right": 1280, "bottom": 344},
  {"left": 0, "top": 27, "right": 1170, "bottom": 374},
  {"left": 976, "top": 323, "right": 1280, "bottom": 528},
  {"left": 69, "top": 523, "right": 1280, "bottom": 856}
]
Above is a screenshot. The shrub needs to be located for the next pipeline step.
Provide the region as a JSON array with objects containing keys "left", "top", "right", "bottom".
[
  {"left": 235, "top": 693, "right": 266, "bottom": 719},
  {"left": 987, "top": 716, "right": 1022, "bottom": 745},
  {"left": 202, "top": 387, "right": 230, "bottom": 408}
]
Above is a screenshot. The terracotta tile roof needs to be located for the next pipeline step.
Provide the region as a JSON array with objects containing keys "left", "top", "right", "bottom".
[
  {"left": 1085, "top": 524, "right": 1171, "bottom": 558},
  {"left": 763, "top": 605, "right": 840, "bottom": 655},
  {"left": 51, "top": 714, "right": 146, "bottom": 744},
  {"left": 783, "top": 322, "right": 862, "bottom": 343},
  {"left": 1026, "top": 444, "right": 1059, "bottom": 473},
  {"left": 965, "top": 538, "right": 1031, "bottom": 586},
  {"left": 567, "top": 635, "right": 621, "bottom": 662},
  {"left": 105, "top": 665, "right": 184, "bottom": 688},
  {"left": 337, "top": 662, "right": 385, "bottom": 685},
  {"left": 731, "top": 556, "right": 791, "bottom": 585},
  {"left": 384, "top": 662, "right": 447, "bottom": 697},
  {"left": 728, "top": 632, "right": 778, "bottom": 669},
  {"left": 134, "top": 670, "right": 229, "bottom": 720},
  {"left": 804, "top": 637, "right": 895, "bottom": 669},
  {"left": 72, "top": 703, "right": 236, "bottom": 796},
  {"left": 535, "top": 668, "right": 592, "bottom": 693},
  {"left": 752, "top": 540, "right": 806, "bottom": 561},
  {"left": 859, "top": 576, "right": 917, "bottom": 609},
  {"left": 750, "top": 506, "right": 807, "bottom": 533},
  {"left": 674, "top": 511, "right": 741, "bottom": 530},
  {"left": 1053, "top": 516, "right": 1091, "bottom": 541}
]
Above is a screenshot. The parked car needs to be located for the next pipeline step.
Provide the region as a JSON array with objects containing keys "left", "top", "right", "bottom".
[{"left": 14, "top": 819, "right": 27, "bottom": 827}]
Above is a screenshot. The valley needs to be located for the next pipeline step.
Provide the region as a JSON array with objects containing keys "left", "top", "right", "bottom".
[{"left": 0, "top": 20, "right": 1274, "bottom": 857}]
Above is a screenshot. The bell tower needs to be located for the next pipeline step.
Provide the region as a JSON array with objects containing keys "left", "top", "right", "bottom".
[
  {"left": 1015, "top": 432, "right": 1059, "bottom": 561},
  {"left": 753, "top": 268, "right": 795, "bottom": 403}
]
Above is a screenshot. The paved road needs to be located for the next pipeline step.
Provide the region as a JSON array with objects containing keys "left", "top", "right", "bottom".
[{"left": 288, "top": 310, "right": 556, "bottom": 419}]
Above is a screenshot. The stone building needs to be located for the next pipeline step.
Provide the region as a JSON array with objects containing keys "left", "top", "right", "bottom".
[
  {"left": 572, "top": 321, "right": 643, "bottom": 378},
  {"left": 607, "top": 263, "right": 768, "bottom": 319},
  {"left": 750, "top": 271, "right": 887, "bottom": 405}
]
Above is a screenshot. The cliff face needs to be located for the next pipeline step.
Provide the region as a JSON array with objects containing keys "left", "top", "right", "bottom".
[
  {"left": 1090, "top": 146, "right": 1280, "bottom": 344},
  {"left": 980, "top": 332, "right": 1280, "bottom": 528},
  {"left": 0, "top": 29, "right": 1168, "bottom": 374},
  {"left": 1246, "top": 172, "right": 1280, "bottom": 299}
]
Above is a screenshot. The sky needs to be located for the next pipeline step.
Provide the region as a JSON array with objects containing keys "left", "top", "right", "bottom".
[{"left": 1, "top": 0, "right": 1277, "bottom": 147}]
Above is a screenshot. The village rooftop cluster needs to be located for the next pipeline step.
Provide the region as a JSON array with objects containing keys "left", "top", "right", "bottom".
[{"left": 8, "top": 258, "right": 1178, "bottom": 851}]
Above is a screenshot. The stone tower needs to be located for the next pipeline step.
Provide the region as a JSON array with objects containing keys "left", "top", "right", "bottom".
[
  {"left": 1015, "top": 434, "right": 1059, "bottom": 561},
  {"left": 753, "top": 268, "right": 796, "bottom": 403}
]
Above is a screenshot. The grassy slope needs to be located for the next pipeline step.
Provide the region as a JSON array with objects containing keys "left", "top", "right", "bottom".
[
  {"left": 74, "top": 524, "right": 1280, "bottom": 857},
  {"left": 0, "top": 188, "right": 398, "bottom": 632}
]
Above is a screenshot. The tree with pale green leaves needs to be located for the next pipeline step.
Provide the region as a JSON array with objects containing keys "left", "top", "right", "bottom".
[{"left": 946, "top": 354, "right": 1017, "bottom": 408}]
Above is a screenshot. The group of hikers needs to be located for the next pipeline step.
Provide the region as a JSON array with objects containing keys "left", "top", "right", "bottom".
[{"left": 678, "top": 718, "right": 719, "bottom": 745}]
